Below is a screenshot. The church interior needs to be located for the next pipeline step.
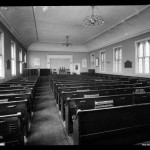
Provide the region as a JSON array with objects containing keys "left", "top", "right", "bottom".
[{"left": 0, "top": 5, "right": 150, "bottom": 145}]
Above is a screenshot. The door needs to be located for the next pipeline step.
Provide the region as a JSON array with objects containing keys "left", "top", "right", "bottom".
[{"left": 73, "top": 63, "right": 80, "bottom": 74}]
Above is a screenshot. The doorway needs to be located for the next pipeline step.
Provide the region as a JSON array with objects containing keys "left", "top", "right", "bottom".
[
  {"left": 73, "top": 63, "right": 80, "bottom": 74},
  {"left": 47, "top": 55, "right": 73, "bottom": 74}
]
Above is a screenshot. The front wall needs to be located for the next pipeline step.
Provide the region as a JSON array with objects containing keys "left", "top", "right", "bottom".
[{"left": 27, "top": 51, "right": 90, "bottom": 73}]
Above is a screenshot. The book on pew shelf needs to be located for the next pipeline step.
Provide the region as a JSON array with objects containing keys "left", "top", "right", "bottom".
[
  {"left": 77, "top": 89, "right": 90, "bottom": 92},
  {"left": 95, "top": 100, "right": 114, "bottom": 106},
  {"left": 140, "top": 89, "right": 145, "bottom": 93},
  {"left": 7, "top": 105, "right": 16, "bottom": 108},
  {"left": 95, "top": 79, "right": 103, "bottom": 81},
  {"left": 0, "top": 142, "right": 5, "bottom": 146},
  {"left": 84, "top": 94, "right": 99, "bottom": 98},
  {"left": 135, "top": 89, "right": 140, "bottom": 93},
  {"left": 0, "top": 99, "right": 8, "bottom": 103},
  {"left": 95, "top": 104, "right": 114, "bottom": 109}
]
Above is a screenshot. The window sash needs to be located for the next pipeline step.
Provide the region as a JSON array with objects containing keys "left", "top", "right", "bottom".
[
  {"left": 114, "top": 47, "right": 122, "bottom": 73},
  {"left": 0, "top": 56, "right": 3, "bottom": 77},
  {"left": 20, "top": 62, "right": 22, "bottom": 74},
  {"left": 19, "top": 49, "right": 23, "bottom": 74},
  {"left": 11, "top": 59, "right": 16, "bottom": 75},
  {"left": 19, "top": 49, "right": 22, "bottom": 61},
  {"left": 11, "top": 42, "right": 16, "bottom": 75},
  {"left": 0, "top": 34, "right": 2, "bottom": 56},
  {"left": 0, "top": 33, "right": 4, "bottom": 78},
  {"left": 11, "top": 43, "right": 16, "bottom": 59},
  {"left": 137, "top": 40, "right": 150, "bottom": 74},
  {"left": 100, "top": 52, "right": 106, "bottom": 71},
  {"left": 24, "top": 52, "right": 26, "bottom": 63},
  {"left": 144, "top": 57, "right": 149, "bottom": 73}
]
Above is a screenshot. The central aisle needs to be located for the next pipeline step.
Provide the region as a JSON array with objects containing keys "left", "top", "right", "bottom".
[{"left": 27, "top": 76, "right": 73, "bottom": 145}]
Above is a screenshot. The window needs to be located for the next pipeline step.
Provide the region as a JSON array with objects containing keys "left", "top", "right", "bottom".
[
  {"left": 24, "top": 51, "right": 26, "bottom": 63},
  {"left": 11, "top": 41, "right": 16, "bottom": 76},
  {"left": 0, "top": 32, "right": 4, "bottom": 78},
  {"left": 19, "top": 48, "right": 22, "bottom": 74},
  {"left": 90, "top": 53, "right": 95, "bottom": 69},
  {"left": 113, "top": 46, "right": 122, "bottom": 73},
  {"left": 136, "top": 39, "right": 150, "bottom": 74},
  {"left": 100, "top": 51, "right": 106, "bottom": 72}
]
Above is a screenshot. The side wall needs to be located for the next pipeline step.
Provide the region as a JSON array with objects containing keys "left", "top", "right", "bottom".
[
  {"left": 0, "top": 21, "right": 26, "bottom": 83},
  {"left": 89, "top": 31, "right": 150, "bottom": 78}
]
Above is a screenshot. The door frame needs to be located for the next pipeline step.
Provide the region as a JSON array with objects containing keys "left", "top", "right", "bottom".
[
  {"left": 47, "top": 55, "right": 73, "bottom": 74},
  {"left": 73, "top": 63, "right": 80, "bottom": 74}
]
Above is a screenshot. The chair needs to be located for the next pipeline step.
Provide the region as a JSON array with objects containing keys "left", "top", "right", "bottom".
[
  {"left": 66, "top": 69, "right": 70, "bottom": 75},
  {"left": 53, "top": 69, "right": 57, "bottom": 75}
]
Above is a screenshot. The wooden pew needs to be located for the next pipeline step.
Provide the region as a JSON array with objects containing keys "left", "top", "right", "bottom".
[
  {"left": 0, "top": 99, "right": 31, "bottom": 137},
  {"left": 60, "top": 87, "right": 135, "bottom": 121},
  {"left": 2, "top": 76, "right": 39, "bottom": 98},
  {"left": 52, "top": 79, "right": 129, "bottom": 94},
  {"left": 56, "top": 82, "right": 141, "bottom": 106},
  {"left": 72, "top": 103, "right": 150, "bottom": 145},
  {"left": 66, "top": 92, "right": 150, "bottom": 135},
  {"left": 66, "top": 93, "right": 135, "bottom": 135},
  {"left": 59, "top": 84, "right": 143, "bottom": 120},
  {"left": 0, "top": 93, "right": 33, "bottom": 119},
  {"left": 0, "top": 110, "right": 25, "bottom": 145}
]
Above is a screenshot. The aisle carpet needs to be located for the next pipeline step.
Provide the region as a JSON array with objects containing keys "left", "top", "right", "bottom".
[{"left": 26, "top": 77, "right": 73, "bottom": 145}]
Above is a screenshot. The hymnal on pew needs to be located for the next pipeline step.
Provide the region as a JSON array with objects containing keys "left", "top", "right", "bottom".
[
  {"left": 95, "top": 104, "right": 113, "bottom": 109},
  {"left": 0, "top": 99, "right": 8, "bottom": 103},
  {"left": 95, "top": 100, "right": 114, "bottom": 109},
  {"left": 77, "top": 89, "right": 90, "bottom": 92},
  {"left": 84, "top": 94, "right": 99, "bottom": 98}
]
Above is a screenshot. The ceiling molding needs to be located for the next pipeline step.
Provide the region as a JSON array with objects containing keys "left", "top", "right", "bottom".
[
  {"left": 28, "top": 42, "right": 89, "bottom": 52},
  {"left": 84, "top": 5, "right": 150, "bottom": 45},
  {"left": 88, "top": 28, "right": 150, "bottom": 52},
  {"left": 37, "top": 40, "right": 84, "bottom": 46},
  {"left": 0, "top": 9, "right": 26, "bottom": 49},
  {"left": 32, "top": 6, "right": 39, "bottom": 41}
]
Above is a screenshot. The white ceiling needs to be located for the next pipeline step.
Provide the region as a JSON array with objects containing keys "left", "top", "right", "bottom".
[{"left": 0, "top": 5, "right": 149, "bottom": 52}]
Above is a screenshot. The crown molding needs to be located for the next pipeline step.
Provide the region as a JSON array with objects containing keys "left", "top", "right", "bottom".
[
  {"left": 88, "top": 28, "right": 150, "bottom": 52},
  {"left": 0, "top": 10, "right": 26, "bottom": 49}
]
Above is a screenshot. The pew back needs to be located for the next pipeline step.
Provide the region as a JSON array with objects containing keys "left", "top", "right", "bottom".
[{"left": 73, "top": 103, "right": 150, "bottom": 145}]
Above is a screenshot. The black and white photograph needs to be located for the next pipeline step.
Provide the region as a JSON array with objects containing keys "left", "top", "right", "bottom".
[{"left": 0, "top": 5, "right": 150, "bottom": 146}]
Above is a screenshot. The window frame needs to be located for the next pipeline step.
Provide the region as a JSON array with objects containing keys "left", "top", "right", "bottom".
[
  {"left": 135, "top": 37, "right": 150, "bottom": 75},
  {"left": 24, "top": 51, "right": 26, "bottom": 63},
  {"left": 113, "top": 45, "right": 122, "bottom": 74},
  {"left": 99, "top": 50, "right": 106, "bottom": 72},
  {"left": 0, "top": 31, "right": 5, "bottom": 79},
  {"left": 11, "top": 40, "right": 16, "bottom": 76},
  {"left": 19, "top": 48, "right": 23, "bottom": 74}
]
